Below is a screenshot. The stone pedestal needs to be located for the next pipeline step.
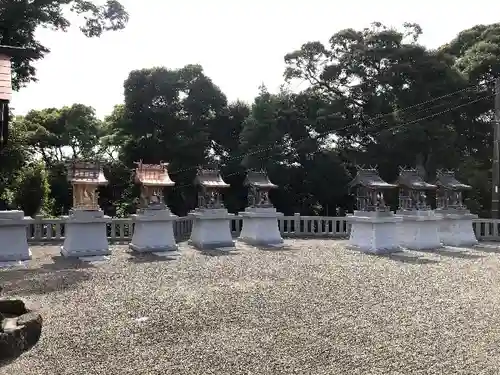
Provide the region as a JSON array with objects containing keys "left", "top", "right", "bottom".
[
  {"left": 347, "top": 211, "right": 402, "bottom": 254},
  {"left": 437, "top": 209, "right": 478, "bottom": 247},
  {"left": 238, "top": 207, "right": 284, "bottom": 246},
  {"left": 188, "top": 208, "right": 234, "bottom": 249},
  {"left": 61, "top": 209, "right": 111, "bottom": 258},
  {"left": 129, "top": 207, "right": 178, "bottom": 253},
  {"left": 0, "top": 210, "right": 33, "bottom": 262},
  {"left": 396, "top": 210, "right": 443, "bottom": 250}
]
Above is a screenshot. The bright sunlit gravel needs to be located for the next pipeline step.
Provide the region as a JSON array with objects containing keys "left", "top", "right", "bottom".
[{"left": 1, "top": 240, "right": 500, "bottom": 374}]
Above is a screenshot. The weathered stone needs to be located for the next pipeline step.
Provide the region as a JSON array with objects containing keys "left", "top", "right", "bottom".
[
  {"left": 0, "top": 299, "right": 27, "bottom": 316},
  {"left": 0, "top": 299, "right": 42, "bottom": 364},
  {"left": 16, "top": 312, "right": 43, "bottom": 349}
]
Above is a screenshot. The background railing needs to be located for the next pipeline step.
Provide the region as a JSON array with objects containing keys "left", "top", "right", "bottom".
[{"left": 25, "top": 213, "right": 497, "bottom": 244}]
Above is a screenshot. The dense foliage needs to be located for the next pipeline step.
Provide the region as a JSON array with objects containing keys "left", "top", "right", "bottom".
[{"left": 2, "top": 18, "right": 500, "bottom": 217}]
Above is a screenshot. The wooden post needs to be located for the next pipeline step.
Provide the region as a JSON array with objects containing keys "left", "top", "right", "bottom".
[{"left": 492, "top": 78, "right": 500, "bottom": 218}]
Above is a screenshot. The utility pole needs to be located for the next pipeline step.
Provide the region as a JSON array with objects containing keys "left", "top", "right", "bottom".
[{"left": 492, "top": 78, "right": 500, "bottom": 218}]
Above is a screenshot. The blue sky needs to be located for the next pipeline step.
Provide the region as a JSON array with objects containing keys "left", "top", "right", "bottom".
[{"left": 10, "top": 0, "right": 500, "bottom": 119}]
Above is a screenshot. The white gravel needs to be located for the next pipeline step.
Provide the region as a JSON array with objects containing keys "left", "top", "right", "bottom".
[{"left": 1, "top": 240, "right": 500, "bottom": 374}]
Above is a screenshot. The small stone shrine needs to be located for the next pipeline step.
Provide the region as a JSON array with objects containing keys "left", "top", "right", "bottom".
[
  {"left": 394, "top": 167, "right": 442, "bottom": 250},
  {"left": 434, "top": 169, "right": 478, "bottom": 246},
  {"left": 0, "top": 46, "right": 35, "bottom": 263},
  {"left": 188, "top": 167, "right": 234, "bottom": 249},
  {"left": 346, "top": 167, "right": 402, "bottom": 253},
  {"left": 238, "top": 170, "right": 284, "bottom": 246},
  {"left": 61, "top": 160, "right": 111, "bottom": 258},
  {"left": 129, "top": 161, "right": 179, "bottom": 253}
]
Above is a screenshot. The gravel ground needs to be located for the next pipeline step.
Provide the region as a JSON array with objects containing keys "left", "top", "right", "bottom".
[{"left": 1, "top": 240, "right": 500, "bottom": 374}]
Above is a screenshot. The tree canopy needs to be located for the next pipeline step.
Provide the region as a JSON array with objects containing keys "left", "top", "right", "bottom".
[
  {"left": 2, "top": 21, "right": 498, "bottom": 218},
  {"left": 0, "top": 0, "right": 128, "bottom": 89}
]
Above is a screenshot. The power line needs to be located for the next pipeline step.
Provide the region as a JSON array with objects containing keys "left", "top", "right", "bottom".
[
  {"left": 171, "top": 92, "right": 494, "bottom": 191},
  {"left": 168, "top": 79, "right": 494, "bottom": 175}
]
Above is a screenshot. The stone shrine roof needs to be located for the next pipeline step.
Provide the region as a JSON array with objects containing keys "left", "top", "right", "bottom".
[
  {"left": 243, "top": 170, "right": 277, "bottom": 189},
  {"left": 67, "top": 161, "right": 107, "bottom": 185},
  {"left": 395, "top": 168, "right": 436, "bottom": 190},
  {"left": 348, "top": 168, "right": 396, "bottom": 190},
  {"left": 134, "top": 161, "right": 174, "bottom": 187},
  {"left": 434, "top": 170, "right": 472, "bottom": 190},
  {"left": 194, "top": 168, "right": 230, "bottom": 188}
]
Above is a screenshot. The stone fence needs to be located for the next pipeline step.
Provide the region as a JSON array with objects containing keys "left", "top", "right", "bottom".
[{"left": 25, "top": 214, "right": 500, "bottom": 244}]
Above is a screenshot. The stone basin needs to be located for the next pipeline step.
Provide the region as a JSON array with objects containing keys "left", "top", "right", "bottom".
[{"left": 0, "top": 298, "right": 43, "bottom": 365}]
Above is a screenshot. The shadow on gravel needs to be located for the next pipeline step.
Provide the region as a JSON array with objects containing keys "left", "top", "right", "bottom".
[
  {"left": 198, "top": 248, "right": 240, "bottom": 257},
  {"left": 127, "top": 252, "right": 179, "bottom": 264},
  {"left": 418, "top": 248, "right": 484, "bottom": 259},
  {"left": 474, "top": 243, "right": 500, "bottom": 254},
  {"left": 377, "top": 252, "right": 440, "bottom": 265},
  {"left": 44, "top": 255, "right": 96, "bottom": 270},
  {"left": 0, "top": 265, "right": 92, "bottom": 296},
  {"left": 253, "top": 244, "right": 297, "bottom": 252}
]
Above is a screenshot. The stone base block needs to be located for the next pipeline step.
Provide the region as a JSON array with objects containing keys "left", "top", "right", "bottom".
[
  {"left": 129, "top": 209, "right": 178, "bottom": 253},
  {"left": 61, "top": 210, "right": 111, "bottom": 258},
  {"left": 397, "top": 211, "right": 442, "bottom": 250},
  {"left": 188, "top": 209, "right": 235, "bottom": 250},
  {"left": 0, "top": 210, "right": 33, "bottom": 262},
  {"left": 238, "top": 207, "right": 283, "bottom": 246},
  {"left": 347, "top": 213, "right": 402, "bottom": 254},
  {"left": 439, "top": 214, "right": 478, "bottom": 247}
]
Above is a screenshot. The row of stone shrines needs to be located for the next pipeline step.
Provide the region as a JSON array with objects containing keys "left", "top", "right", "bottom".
[
  {"left": 0, "top": 161, "right": 284, "bottom": 262},
  {"left": 347, "top": 167, "right": 478, "bottom": 253}
]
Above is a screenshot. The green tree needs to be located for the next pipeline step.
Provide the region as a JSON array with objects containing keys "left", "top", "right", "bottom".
[
  {"left": 12, "top": 161, "right": 53, "bottom": 216},
  {"left": 240, "top": 87, "right": 350, "bottom": 215},
  {"left": 13, "top": 104, "right": 104, "bottom": 215},
  {"left": 439, "top": 23, "right": 500, "bottom": 214},
  {"left": 284, "top": 22, "right": 474, "bottom": 184},
  {"left": 210, "top": 101, "right": 250, "bottom": 213},
  {"left": 0, "top": 0, "right": 129, "bottom": 89},
  {"left": 108, "top": 64, "right": 228, "bottom": 215},
  {"left": 0, "top": 117, "right": 33, "bottom": 210},
  {"left": 22, "top": 104, "right": 104, "bottom": 166}
]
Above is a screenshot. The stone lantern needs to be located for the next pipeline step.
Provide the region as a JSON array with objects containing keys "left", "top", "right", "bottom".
[
  {"left": 188, "top": 167, "right": 234, "bottom": 249},
  {"left": 346, "top": 167, "right": 402, "bottom": 253},
  {"left": 129, "top": 161, "right": 179, "bottom": 253},
  {"left": 238, "top": 170, "right": 283, "bottom": 246},
  {"left": 394, "top": 167, "right": 442, "bottom": 250},
  {"left": 434, "top": 169, "right": 478, "bottom": 246},
  {"left": 61, "top": 160, "right": 111, "bottom": 258}
]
